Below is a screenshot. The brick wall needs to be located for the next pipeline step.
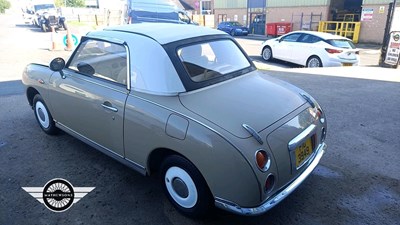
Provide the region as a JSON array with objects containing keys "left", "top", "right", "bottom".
[
  {"left": 359, "top": 4, "right": 390, "bottom": 44},
  {"left": 267, "top": 6, "right": 330, "bottom": 31},
  {"left": 214, "top": 8, "right": 247, "bottom": 27}
]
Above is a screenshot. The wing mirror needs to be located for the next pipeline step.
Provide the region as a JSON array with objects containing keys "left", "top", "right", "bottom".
[{"left": 49, "top": 57, "right": 66, "bottom": 79}]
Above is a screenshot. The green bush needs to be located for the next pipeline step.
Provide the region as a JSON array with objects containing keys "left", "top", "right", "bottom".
[{"left": 0, "top": 0, "right": 11, "bottom": 14}]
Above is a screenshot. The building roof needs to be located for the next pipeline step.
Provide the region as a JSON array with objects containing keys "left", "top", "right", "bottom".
[{"left": 103, "top": 23, "right": 226, "bottom": 44}]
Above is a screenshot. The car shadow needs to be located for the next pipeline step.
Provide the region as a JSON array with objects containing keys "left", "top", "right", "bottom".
[
  {"left": 15, "top": 23, "right": 45, "bottom": 33},
  {"left": 249, "top": 55, "right": 302, "bottom": 68}
]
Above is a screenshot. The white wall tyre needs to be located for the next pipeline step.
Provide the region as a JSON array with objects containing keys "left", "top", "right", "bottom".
[
  {"left": 262, "top": 47, "right": 273, "bottom": 61},
  {"left": 33, "top": 94, "right": 58, "bottom": 135},
  {"left": 307, "top": 56, "right": 323, "bottom": 68},
  {"left": 161, "top": 155, "right": 213, "bottom": 218}
]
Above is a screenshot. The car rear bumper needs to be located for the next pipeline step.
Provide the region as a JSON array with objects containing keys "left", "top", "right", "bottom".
[{"left": 214, "top": 142, "right": 327, "bottom": 216}]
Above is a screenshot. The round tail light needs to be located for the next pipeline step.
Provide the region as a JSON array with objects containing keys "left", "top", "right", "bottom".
[{"left": 255, "top": 150, "right": 271, "bottom": 171}]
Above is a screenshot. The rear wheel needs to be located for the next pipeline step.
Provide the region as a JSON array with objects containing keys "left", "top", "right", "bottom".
[
  {"left": 306, "top": 56, "right": 322, "bottom": 68},
  {"left": 33, "top": 94, "right": 58, "bottom": 135},
  {"left": 160, "top": 155, "right": 213, "bottom": 218},
  {"left": 262, "top": 46, "right": 273, "bottom": 61}
]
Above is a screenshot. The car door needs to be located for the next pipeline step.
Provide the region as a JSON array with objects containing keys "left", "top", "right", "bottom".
[
  {"left": 48, "top": 38, "right": 129, "bottom": 157},
  {"left": 273, "top": 33, "right": 302, "bottom": 62},
  {"left": 292, "top": 34, "right": 321, "bottom": 65}
]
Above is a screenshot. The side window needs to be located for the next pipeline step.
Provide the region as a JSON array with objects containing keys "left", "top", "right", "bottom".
[
  {"left": 281, "top": 33, "right": 302, "bottom": 42},
  {"left": 299, "top": 34, "right": 321, "bottom": 43},
  {"left": 68, "top": 39, "right": 128, "bottom": 85}
]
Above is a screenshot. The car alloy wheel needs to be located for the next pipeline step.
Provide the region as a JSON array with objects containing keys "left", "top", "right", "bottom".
[
  {"left": 160, "top": 155, "right": 212, "bottom": 218},
  {"left": 307, "top": 56, "right": 322, "bottom": 68},
  {"left": 262, "top": 47, "right": 273, "bottom": 61},
  {"left": 33, "top": 94, "right": 58, "bottom": 135},
  {"left": 230, "top": 30, "right": 235, "bottom": 36}
]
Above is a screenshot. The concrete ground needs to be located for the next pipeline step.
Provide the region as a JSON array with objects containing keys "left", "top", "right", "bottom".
[{"left": 0, "top": 11, "right": 399, "bottom": 225}]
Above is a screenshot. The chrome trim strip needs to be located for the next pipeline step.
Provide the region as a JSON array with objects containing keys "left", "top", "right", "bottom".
[
  {"left": 242, "top": 124, "right": 263, "bottom": 145},
  {"left": 214, "top": 142, "right": 326, "bottom": 216},
  {"left": 288, "top": 124, "right": 316, "bottom": 151}
]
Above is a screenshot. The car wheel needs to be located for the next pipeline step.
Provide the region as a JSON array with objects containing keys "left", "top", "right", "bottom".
[
  {"left": 306, "top": 56, "right": 323, "bottom": 68},
  {"left": 33, "top": 94, "right": 58, "bottom": 135},
  {"left": 230, "top": 30, "right": 235, "bottom": 36},
  {"left": 41, "top": 23, "right": 47, "bottom": 32},
  {"left": 160, "top": 155, "right": 213, "bottom": 218},
  {"left": 61, "top": 22, "right": 68, "bottom": 30},
  {"left": 262, "top": 46, "right": 273, "bottom": 61}
]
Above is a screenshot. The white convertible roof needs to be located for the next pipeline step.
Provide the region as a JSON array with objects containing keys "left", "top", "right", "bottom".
[{"left": 104, "top": 23, "right": 226, "bottom": 45}]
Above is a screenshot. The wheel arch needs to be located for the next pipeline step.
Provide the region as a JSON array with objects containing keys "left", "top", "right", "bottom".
[
  {"left": 147, "top": 147, "right": 185, "bottom": 175},
  {"left": 26, "top": 87, "right": 40, "bottom": 107}
]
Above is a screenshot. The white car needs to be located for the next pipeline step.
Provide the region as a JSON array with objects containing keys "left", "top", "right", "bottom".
[{"left": 261, "top": 31, "right": 360, "bottom": 67}]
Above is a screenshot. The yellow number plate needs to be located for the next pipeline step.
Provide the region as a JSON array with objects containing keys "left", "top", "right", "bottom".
[
  {"left": 295, "top": 138, "right": 313, "bottom": 168},
  {"left": 342, "top": 63, "right": 352, "bottom": 66}
]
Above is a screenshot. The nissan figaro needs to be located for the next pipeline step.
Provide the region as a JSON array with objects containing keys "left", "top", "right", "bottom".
[{"left": 22, "top": 23, "right": 327, "bottom": 217}]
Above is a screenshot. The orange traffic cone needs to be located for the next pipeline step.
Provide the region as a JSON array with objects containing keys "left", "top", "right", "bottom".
[{"left": 65, "top": 26, "right": 74, "bottom": 51}]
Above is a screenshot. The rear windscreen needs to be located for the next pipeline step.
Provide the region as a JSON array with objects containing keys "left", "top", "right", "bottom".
[{"left": 327, "top": 39, "right": 356, "bottom": 49}]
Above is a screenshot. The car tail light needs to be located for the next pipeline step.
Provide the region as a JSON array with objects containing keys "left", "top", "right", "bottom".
[
  {"left": 265, "top": 174, "right": 275, "bottom": 193},
  {"left": 325, "top": 48, "right": 343, "bottom": 54},
  {"left": 355, "top": 51, "right": 360, "bottom": 54},
  {"left": 255, "top": 150, "right": 271, "bottom": 171}
]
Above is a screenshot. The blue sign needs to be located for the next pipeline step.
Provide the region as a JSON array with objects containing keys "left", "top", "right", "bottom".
[{"left": 63, "top": 34, "right": 78, "bottom": 47}]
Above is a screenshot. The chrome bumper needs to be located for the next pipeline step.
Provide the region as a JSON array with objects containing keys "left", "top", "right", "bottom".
[{"left": 214, "top": 142, "right": 327, "bottom": 216}]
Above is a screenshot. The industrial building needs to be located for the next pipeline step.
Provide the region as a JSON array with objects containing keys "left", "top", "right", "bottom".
[{"left": 211, "top": 0, "right": 397, "bottom": 44}]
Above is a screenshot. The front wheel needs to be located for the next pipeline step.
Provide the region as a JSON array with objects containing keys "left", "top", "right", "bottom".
[
  {"left": 41, "top": 23, "right": 47, "bottom": 32},
  {"left": 160, "top": 155, "right": 213, "bottom": 218},
  {"left": 262, "top": 46, "right": 273, "bottom": 61},
  {"left": 230, "top": 30, "right": 235, "bottom": 36},
  {"left": 33, "top": 94, "right": 58, "bottom": 135},
  {"left": 306, "top": 56, "right": 323, "bottom": 68}
]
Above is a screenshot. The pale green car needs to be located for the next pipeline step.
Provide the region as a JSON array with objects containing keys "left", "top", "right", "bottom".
[{"left": 22, "top": 23, "right": 327, "bottom": 217}]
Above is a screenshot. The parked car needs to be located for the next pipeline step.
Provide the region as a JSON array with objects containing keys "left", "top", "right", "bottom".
[
  {"left": 30, "top": 3, "right": 67, "bottom": 32},
  {"left": 261, "top": 31, "right": 359, "bottom": 67},
  {"left": 217, "top": 21, "right": 249, "bottom": 36},
  {"left": 22, "top": 23, "right": 327, "bottom": 217}
]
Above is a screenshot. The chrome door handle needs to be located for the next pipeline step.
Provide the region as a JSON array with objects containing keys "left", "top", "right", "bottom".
[{"left": 101, "top": 103, "right": 118, "bottom": 112}]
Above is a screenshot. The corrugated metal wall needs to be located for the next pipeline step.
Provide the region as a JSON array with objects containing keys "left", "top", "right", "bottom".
[
  {"left": 214, "top": 0, "right": 247, "bottom": 9},
  {"left": 267, "top": 0, "right": 329, "bottom": 8},
  {"left": 362, "top": 0, "right": 392, "bottom": 5}
]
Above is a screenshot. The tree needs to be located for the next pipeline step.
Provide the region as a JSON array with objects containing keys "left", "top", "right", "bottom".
[
  {"left": 0, "top": 0, "right": 11, "bottom": 14},
  {"left": 55, "top": 0, "right": 86, "bottom": 8},
  {"left": 66, "top": 0, "right": 85, "bottom": 7}
]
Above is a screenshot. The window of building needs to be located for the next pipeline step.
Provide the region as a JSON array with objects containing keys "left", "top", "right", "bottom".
[{"left": 200, "top": 0, "right": 212, "bottom": 15}]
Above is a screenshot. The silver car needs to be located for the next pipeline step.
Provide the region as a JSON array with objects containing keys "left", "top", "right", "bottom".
[{"left": 22, "top": 23, "right": 327, "bottom": 217}]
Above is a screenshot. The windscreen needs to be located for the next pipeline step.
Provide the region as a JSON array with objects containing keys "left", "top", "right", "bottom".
[{"left": 178, "top": 40, "right": 251, "bottom": 82}]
